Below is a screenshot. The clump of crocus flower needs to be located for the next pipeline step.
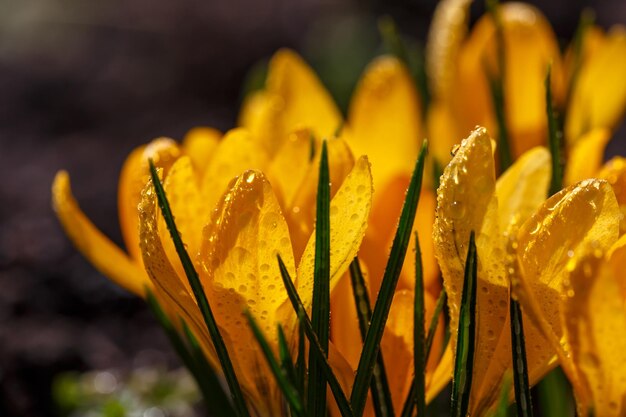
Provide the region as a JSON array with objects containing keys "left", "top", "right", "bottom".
[{"left": 53, "top": 1, "right": 626, "bottom": 416}]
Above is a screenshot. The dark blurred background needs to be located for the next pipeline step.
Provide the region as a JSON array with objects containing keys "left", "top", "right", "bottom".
[{"left": 1, "top": 1, "right": 624, "bottom": 416}]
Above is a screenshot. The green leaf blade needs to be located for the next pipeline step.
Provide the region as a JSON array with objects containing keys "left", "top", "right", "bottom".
[
  {"left": 350, "top": 141, "right": 428, "bottom": 417},
  {"left": 510, "top": 298, "right": 533, "bottom": 417},
  {"left": 546, "top": 66, "right": 564, "bottom": 196},
  {"left": 309, "top": 140, "right": 332, "bottom": 417},
  {"left": 451, "top": 231, "right": 478, "bottom": 417},
  {"left": 413, "top": 233, "right": 426, "bottom": 417},
  {"left": 349, "top": 258, "right": 395, "bottom": 417}
]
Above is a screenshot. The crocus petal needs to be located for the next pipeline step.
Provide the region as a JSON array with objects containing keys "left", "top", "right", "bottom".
[
  {"left": 199, "top": 169, "right": 298, "bottom": 413},
  {"left": 296, "top": 156, "right": 373, "bottom": 310},
  {"left": 515, "top": 179, "right": 620, "bottom": 391},
  {"left": 348, "top": 55, "right": 423, "bottom": 191},
  {"left": 607, "top": 234, "right": 626, "bottom": 300},
  {"left": 118, "top": 138, "right": 181, "bottom": 261},
  {"left": 265, "top": 49, "right": 342, "bottom": 141},
  {"left": 239, "top": 90, "right": 285, "bottom": 156},
  {"left": 564, "top": 128, "right": 611, "bottom": 186},
  {"left": 495, "top": 146, "right": 551, "bottom": 231},
  {"left": 181, "top": 127, "right": 221, "bottom": 176},
  {"left": 201, "top": 128, "right": 269, "bottom": 212},
  {"left": 563, "top": 249, "right": 626, "bottom": 417},
  {"left": 598, "top": 156, "right": 626, "bottom": 234},
  {"left": 426, "top": 0, "right": 472, "bottom": 101},
  {"left": 433, "top": 126, "right": 512, "bottom": 412},
  {"left": 52, "top": 171, "right": 151, "bottom": 297},
  {"left": 454, "top": 3, "right": 564, "bottom": 156},
  {"left": 565, "top": 26, "right": 626, "bottom": 143},
  {"left": 267, "top": 128, "right": 314, "bottom": 208},
  {"left": 160, "top": 156, "right": 206, "bottom": 277}
]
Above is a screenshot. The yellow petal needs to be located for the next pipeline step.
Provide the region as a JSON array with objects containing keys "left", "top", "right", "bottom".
[
  {"left": 199, "top": 170, "right": 298, "bottom": 413},
  {"left": 238, "top": 90, "right": 284, "bottom": 156},
  {"left": 330, "top": 269, "right": 362, "bottom": 370},
  {"left": 348, "top": 56, "right": 423, "bottom": 191},
  {"left": 427, "top": 99, "right": 463, "bottom": 166},
  {"left": 598, "top": 156, "right": 626, "bottom": 234},
  {"left": 137, "top": 172, "right": 220, "bottom": 376},
  {"left": 118, "top": 138, "right": 181, "bottom": 261},
  {"left": 425, "top": 0, "right": 472, "bottom": 100},
  {"left": 454, "top": 3, "right": 564, "bottom": 156},
  {"left": 287, "top": 137, "right": 355, "bottom": 261},
  {"left": 267, "top": 129, "right": 314, "bottom": 208},
  {"left": 52, "top": 171, "right": 151, "bottom": 297},
  {"left": 495, "top": 146, "right": 551, "bottom": 231},
  {"left": 159, "top": 156, "right": 206, "bottom": 277},
  {"left": 296, "top": 155, "right": 373, "bottom": 310},
  {"left": 565, "top": 26, "right": 626, "bottom": 143},
  {"left": 515, "top": 179, "right": 620, "bottom": 389},
  {"left": 433, "top": 126, "right": 515, "bottom": 412},
  {"left": 266, "top": 49, "right": 342, "bottom": 140},
  {"left": 201, "top": 128, "right": 269, "bottom": 212},
  {"left": 426, "top": 343, "right": 454, "bottom": 403},
  {"left": 181, "top": 127, "right": 221, "bottom": 176},
  {"left": 564, "top": 128, "right": 611, "bottom": 186},
  {"left": 563, "top": 249, "right": 626, "bottom": 416}
]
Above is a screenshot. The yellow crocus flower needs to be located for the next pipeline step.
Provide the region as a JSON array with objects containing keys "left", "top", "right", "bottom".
[
  {"left": 426, "top": 0, "right": 626, "bottom": 168},
  {"left": 53, "top": 124, "right": 377, "bottom": 415},
  {"left": 433, "top": 126, "right": 620, "bottom": 415},
  {"left": 240, "top": 49, "right": 453, "bottom": 413}
]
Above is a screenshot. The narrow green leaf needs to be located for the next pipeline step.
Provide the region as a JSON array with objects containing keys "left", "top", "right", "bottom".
[
  {"left": 245, "top": 311, "right": 305, "bottom": 416},
  {"left": 278, "top": 255, "right": 354, "bottom": 417},
  {"left": 278, "top": 324, "right": 300, "bottom": 394},
  {"left": 485, "top": 0, "right": 513, "bottom": 172},
  {"left": 510, "top": 297, "right": 533, "bottom": 417},
  {"left": 349, "top": 258, "right": 395, "bottom": 417},
  {"left": 413, "top": 233, "right": 426, "bottom": 417},
  {"left": 296, "top": 319, "right": 306, "bottom": 398},
  {"left": 378, "top": 16, "right": 409, "bottom": 65},
  {"left": 351, "top": 141, "right": 428, "bottom": 417},
  {"left": 180, "top": 320, "right": 237, "bottom": 417},
  {"left": 146, "top": 290, "right": 235, "bottom": 417},
  {"left": 309, "top": 140, "right": 331, "bottom": 417},
  {"left": 537, "top": 368, "right": 574, "bottom": 417},
  {"left": 451, "top": 231, "right": 477, "bottom": 417},
  {"left": 399, "top": 286, "right": 447, "bottom": 417},
  {"left": 546, "top": 66, "right": 563, "bottom": 196},
  {"left": 148, "top": 160, "right": 250, "bottom": 417},
  {"left": 490, "top": 372, "right": 512, "bottom": 417}
]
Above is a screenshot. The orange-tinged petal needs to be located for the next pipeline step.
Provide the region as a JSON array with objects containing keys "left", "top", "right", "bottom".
[
  {"left": 564, "top": 128, "right": 611, "bottom": 186},
  {"left": 565, "top": 26, "right": 626, "bottom": 143},
  {"left": 454, "top": 3, "right": 564, "bottom": 156},
  {"left": 563, "top": 249, "right": 626, "bottom": 417},
  {"left": 296, "top": 156, "right": 373, "bottom": 310},
  {"left": 118, "top": 138, "right": 181, "bottom": 261},
  {"left": 495, "top": 146, "right": 551, "bottom": 231},
  {"left": 598, "top": 156, "right": 626, "bottom": 234},
  {"left": 201, "top": 128, "right": 269, "bottom": 212},
  {"left": 433, "top": 126, "right": 512, "bottom": 412},
  {"left": 266, "top": 49, "right": 342, "bottom": 140},
  {"left": 426, "top": 0, "right": 472, "bottom": 101},
  {"left": 607, "top": 234, "right": 626, "bottom": 299},
  {"left": 181, "top": 127, "right": 221, "bottom": 176},
  {"left": 427, "top": 99, "right": 463, "bottom": 166},
  {"left": 515, "top": 179, "right": 620, "bottom": 390},
  {"left": 330, "top": 269, "right": 362, "bottom": 370},
  {"left": 348, "top": 56, "right": 423, "bottom": 191},
  {"left": 426, "top": 343, "right": 453, "bottom": 403},
  {"left": 199, "top": 170, "right": 297, "bottom": 413},
  {"left": 52, "top": 171, "right": 151, "bottom": 297}
]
